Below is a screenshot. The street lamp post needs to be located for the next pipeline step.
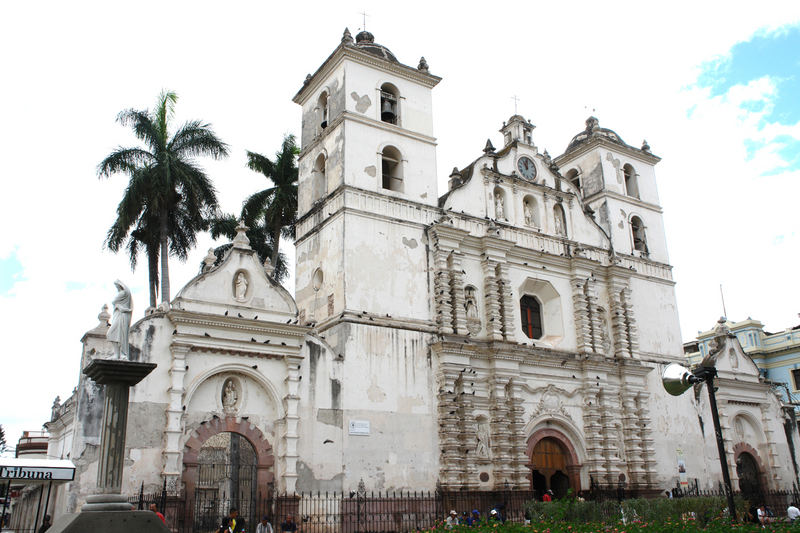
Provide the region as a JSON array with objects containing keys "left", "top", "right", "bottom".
[{"left": 663, "top": 363, "right": 737, "bottom": 522}]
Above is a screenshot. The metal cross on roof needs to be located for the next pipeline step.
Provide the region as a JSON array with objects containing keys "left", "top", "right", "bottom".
[
  {"left": 359, "top": 10, "right": 368, "bottom": 31},
  {"left": 511, "top": 95, "right": 520, "bottom": 115}
]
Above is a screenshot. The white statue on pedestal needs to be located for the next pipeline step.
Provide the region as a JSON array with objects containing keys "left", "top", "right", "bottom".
[{"left": 106, "top": 279, "right": 132, "bottom": 360}]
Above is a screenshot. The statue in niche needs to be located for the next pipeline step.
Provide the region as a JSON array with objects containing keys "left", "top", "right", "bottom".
[
  {"left": 464, "top": 286, "right": 481, "bottom": 336},
  {"left": 475, "top": 422, "right": 491, "bottom": 459},
  {"left": 554, "top": 207, "right": 566, "bottom": 236},
  {"left": 234, "top": 272, "right": 248, "bottom": 301},
  {"left": 494, "top": 192, "right": 505, "bottom": 220},
  {"left": 222, "top": 379, "right": 238, "bottom": 412},
  {"left": 524, "top": 202, "right": 533, "bottom": 226},
  {"left": 106, "top": 279, "right": 132, "bottom": 359}
]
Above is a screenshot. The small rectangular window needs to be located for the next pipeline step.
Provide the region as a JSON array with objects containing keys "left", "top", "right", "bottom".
[{"left": 792, "top": 369, "right": 800, "bottom": 391}]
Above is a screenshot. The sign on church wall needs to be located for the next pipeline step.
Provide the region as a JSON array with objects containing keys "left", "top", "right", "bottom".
[{"left": 349, "top": 420, "right": 370, "bottom": 436}]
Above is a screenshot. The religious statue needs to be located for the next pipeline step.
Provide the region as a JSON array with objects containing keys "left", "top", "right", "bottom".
[
  {"left": 464, "top": 287, "right": 478, "bottom": 320},
  {"left": 222, "top": 379, "right": 238, "bottom": 411},
  {"left": 51, "top": 396, "right": 61, "bottom": 421},
  {"left": 494, "top": 193, "right": 505, "bottom": 220},
  {"left": 106, "top": 279, "right": 132, "bottom": 359},
  {"left": 475, "top": 422, "right": 490, "bottom": 459},
  {"left": 554, "top": 207, "right": 566, "bottom": 236},
  {"left": 234, "top": 272, "right": 248, "bottom": 301},
  {"left": 523, "top": 202, "right": 533, "bottom": 226}
]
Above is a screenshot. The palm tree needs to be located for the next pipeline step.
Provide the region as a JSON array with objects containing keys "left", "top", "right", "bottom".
[
  {"left": 98, "top": 91, "right": 228, "bottom": 303},
  {"left": 242, "top": 134, "right": 299, "bottom": 268}
]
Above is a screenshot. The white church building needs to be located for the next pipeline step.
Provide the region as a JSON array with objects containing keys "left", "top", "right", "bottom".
[{"left": 41, "top": 28, "right": 800, "bottom": 519}]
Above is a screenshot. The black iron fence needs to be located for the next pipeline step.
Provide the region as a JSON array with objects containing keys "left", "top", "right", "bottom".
[{"left": 128, "top": 485, "right": 800, "bottom": 533}]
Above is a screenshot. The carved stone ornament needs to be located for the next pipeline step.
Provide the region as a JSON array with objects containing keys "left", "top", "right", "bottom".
[
  {"left": 475, "top": 421, "right": 491, "bottom": 459},
  {"left": 529, "top": 384, "right": 574, "bottom": 422}
]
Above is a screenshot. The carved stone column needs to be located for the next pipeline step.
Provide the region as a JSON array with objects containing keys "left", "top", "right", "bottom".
[
  {"left": 609, "top": 280, "right": 631, "bottom": 358},
  {"left": 458, "top": 376, "right": 479, "bottom": 489},
  {"left": 449, "top": 253, "right": 468, "bottom": 335},
  {"left": 437, "top": 367, "right": 462, "bottom": 488},
  {"left": 583, "top": 386, "right": 605, "bottom": 484},
  {"left": 434, "top": 250, "right": 454, "bottom": 334},
  {"left": 572, "top": 279, "right": 592, "bottom": 352},
  {"left": 497, "top": 263, "right": 515, "bottom": 340},
  {"left": 585, "top": 280, "right": 603, "bottom": 353},
  {"left": 620, "top": 389, "right": 644, "bottom": 486},
  {"left": 505, "top": 379, "right": 529, "bottom": 488},
  {"left": 164, "top": 343, "right": 190, "bottom": 483},
  {"left": 760, "top": 403, "right": 782, "bottom": 486},
  {"left": 636, "top": 391, "right": 657, "bottom": 487},
  {"left": 283, "top": 355, "right": 303, "bottom": 493},
  {"left": 489, "top": 378, "right": 513, "bottom": 488},
  {"left": 599, "top": 388, "right": 619, "bottom": 485},
  {"left": 620, "top": 287, "right": 639, "bottom": 355},
  {"left": 482, "top": 258, "right": 502, "bottom": 340}
]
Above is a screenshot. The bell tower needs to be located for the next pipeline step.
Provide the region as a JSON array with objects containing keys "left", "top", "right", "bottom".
[
  {"left": 292, "top": 28, "right": 441, "bottom": 325},
  {"left": 291, "top": 29, "right": 443, "bottom": 488}
]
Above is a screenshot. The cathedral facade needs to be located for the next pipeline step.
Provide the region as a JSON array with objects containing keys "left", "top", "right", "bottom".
[{"left": 42, "top": 29, "right": 799, "bottom": 519}]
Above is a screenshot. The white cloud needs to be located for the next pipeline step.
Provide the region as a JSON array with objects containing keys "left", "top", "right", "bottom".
[{"left": 1, "top": 0, "right": 799, "bottom": 445}]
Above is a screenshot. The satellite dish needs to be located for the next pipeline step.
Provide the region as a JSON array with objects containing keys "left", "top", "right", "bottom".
[{"left": 662, "top": 363, "right": 700, "bottom": 396}]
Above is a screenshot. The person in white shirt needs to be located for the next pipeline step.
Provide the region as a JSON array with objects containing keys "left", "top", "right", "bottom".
[
  {"left": 256, "top": 515, "right": 274, "bottom": 533},
  {"left": 787, "top": 503, "right": 800, "bottom": 523}
]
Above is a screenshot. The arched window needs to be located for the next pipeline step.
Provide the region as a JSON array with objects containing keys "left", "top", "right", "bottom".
[
  {"left": 631, "top": 216, "right": 648, "bottom": 254},
  {"left": 520, "top": 295, "right": 543, "bottom": 339},
  {"left": 623, "top": 164, "right": 639, "bottom": 199},
  {"left": 381, "top": 146, "right": 403, "bottom": 192},
  {"left": 312, "top": 153, "right": 326, "bottom": 202},
  {"left": 380, "top": 83, "right": 399, "bottom": 125},
  {"left": 553, "top": 204, "right": 567, "bottom": 237},
  {"left": 318, "top": 92, "right": 329, "bottom": 131},
  {"left": 565, "top": 169, "right": 581, "bottom": 195}
]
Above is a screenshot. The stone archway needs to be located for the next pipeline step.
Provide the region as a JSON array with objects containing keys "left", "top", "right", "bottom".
[
  {"left": 527, "top": 428, "right": 582, "bottom": 499},
  {"left": 183, "top": 417, "right": 275, "bottom": 499},
  {"left": 734, "top": 442, "right": 768, "bottom": 495}
]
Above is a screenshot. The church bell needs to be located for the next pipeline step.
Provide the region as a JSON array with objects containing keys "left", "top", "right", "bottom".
[{"left": 381, "top": 100, "right": 396, "bottom": 122}]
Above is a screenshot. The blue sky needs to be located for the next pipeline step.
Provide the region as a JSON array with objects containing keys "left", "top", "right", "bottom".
[
  {"left": 697, "top": 26, "right": 800, "bottom": 171},
  {"left": 0, "top": 251, "right": 23, "bottom": 294}
]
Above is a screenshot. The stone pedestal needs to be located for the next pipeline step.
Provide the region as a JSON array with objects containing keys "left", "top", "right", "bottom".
[
  {"left": 83, "top": 359, "right": 156, "bottom": 502},
  {"left": 50, "top": 359, "right": 162, "bottom": 532}
]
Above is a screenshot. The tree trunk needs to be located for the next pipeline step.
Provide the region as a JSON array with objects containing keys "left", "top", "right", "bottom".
[
  {"left": 159, "top": 210, "right": 170, "bottom": 304},
  {"left": 147, "top": 246, "right": 158, "bottom": 308},
  {"left": 270, "top": 224, "right": 281, "bottom": 268}
]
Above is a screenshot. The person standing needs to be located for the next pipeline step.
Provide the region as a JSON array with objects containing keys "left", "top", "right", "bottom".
[{"left": 149, "top": 503, "right": 166, "bottom": 524}]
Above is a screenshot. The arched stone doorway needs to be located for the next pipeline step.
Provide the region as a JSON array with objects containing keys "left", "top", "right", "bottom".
[
  {"left": 527, "top": 429, "right": 581, "bottom": 500},
  {"left": 734, "top": 442, "right": 768, "bottom": 498},
  {"left": 183, "top": 417, "right": 274, "bottom": 529}
]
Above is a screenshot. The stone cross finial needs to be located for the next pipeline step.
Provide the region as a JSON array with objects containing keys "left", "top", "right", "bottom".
[{"left": 233, "top": 221, "right": 251, "bottom": 250}]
